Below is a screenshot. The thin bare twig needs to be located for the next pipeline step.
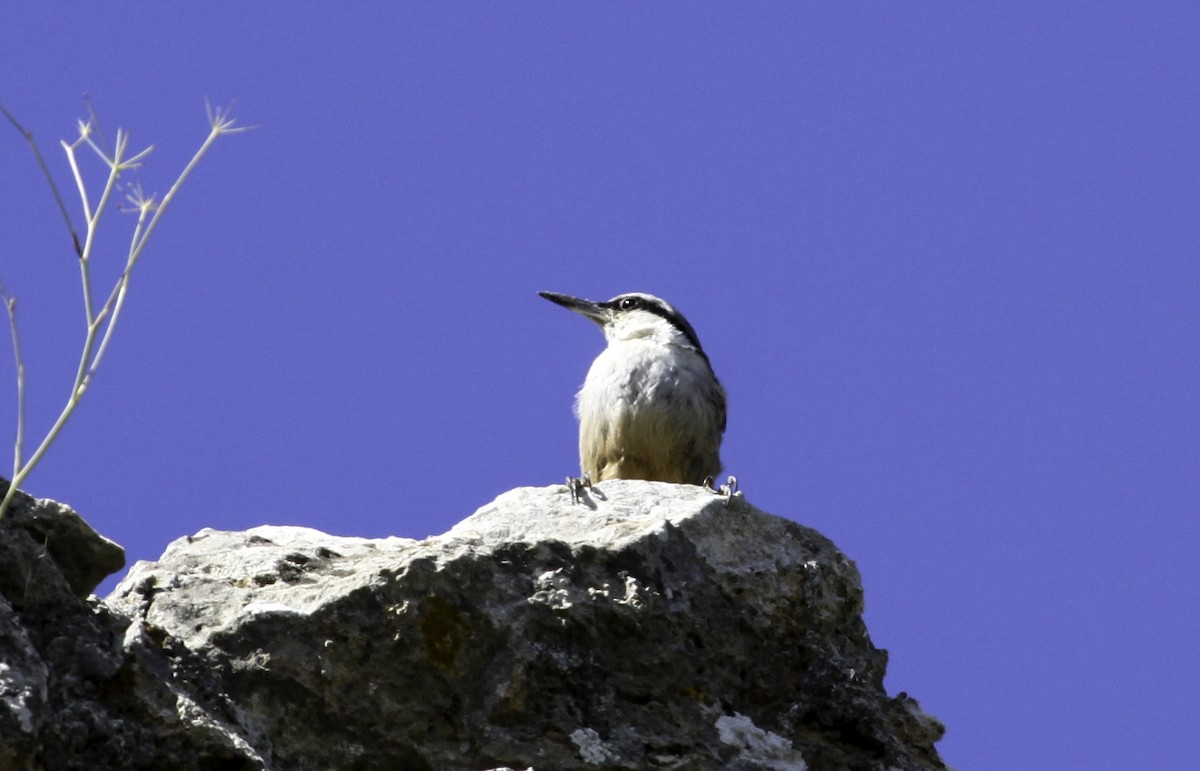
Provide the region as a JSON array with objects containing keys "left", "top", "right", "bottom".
[
  {"left": 82, "top": 94, "right": 110, "bottom": 150},
  {"left": 0, "top": 100, "right": 83, "bottom": 257},
  {"left": 0, "top": 102, "right": 243, "bottom": 519},
  {"left": 0, "top": 278, "right": 25, "bottom": 478}
]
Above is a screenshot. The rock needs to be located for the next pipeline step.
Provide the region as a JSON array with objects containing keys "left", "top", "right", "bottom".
[
  {"left": 0, "top": 481, "right": 124, "bottom": 599},
  {"left": 106, "top": 481, "right": 946, "bottom": 770},
  {"left": 1, "top": 479, "right": 947, "bottom": 770},
  {"left": 0, "top": 481, "right": 262, "bottom": 770}
]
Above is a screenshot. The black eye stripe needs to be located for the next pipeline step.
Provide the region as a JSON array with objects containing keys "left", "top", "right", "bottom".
[{"left": 604, "top": 294, "right": 708, "bottom": 360}]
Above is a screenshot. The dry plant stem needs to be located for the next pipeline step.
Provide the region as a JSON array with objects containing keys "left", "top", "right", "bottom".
[
  {"left": 0, "top": 285, "right": 26, "bottom": 479},
  {"left": 0, "top": 101, "right": 82, "bottom": 256},
  {"left": 0, "top": 108, "right": 240, "bottom": 519}
]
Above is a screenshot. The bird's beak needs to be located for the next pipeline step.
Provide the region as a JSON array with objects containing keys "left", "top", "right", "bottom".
[{"left": 538, "top": 291, "right": 609, "bottom": 325}]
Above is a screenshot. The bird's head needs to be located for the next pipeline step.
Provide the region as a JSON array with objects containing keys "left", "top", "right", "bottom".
[{"left": 538, "top": 291, "right": 707, "bottom": 355}]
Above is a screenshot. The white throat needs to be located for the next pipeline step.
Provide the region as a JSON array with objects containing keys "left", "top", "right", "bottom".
[{"left": 603, "top": 309, "right": 692, "bottom": 348}]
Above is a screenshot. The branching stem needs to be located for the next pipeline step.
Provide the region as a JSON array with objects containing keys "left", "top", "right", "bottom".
[
  {"left": 0, "top": 103, "right": 242, "bottom": 519},
  {"left": 0, "top": 101, "right": 82, "bottom": 257}
]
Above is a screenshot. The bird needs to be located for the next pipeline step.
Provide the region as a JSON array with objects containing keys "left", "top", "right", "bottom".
[{"left": 538, "top": 291, "right": 730, "bottom": 498}]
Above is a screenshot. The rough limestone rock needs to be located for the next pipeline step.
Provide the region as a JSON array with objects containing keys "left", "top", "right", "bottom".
[
  {"left": 2, "top": 479, "right": 946, "bottom": 770},
  {"left": 0, "top": 482, "right": 260, "bottom": 770}
]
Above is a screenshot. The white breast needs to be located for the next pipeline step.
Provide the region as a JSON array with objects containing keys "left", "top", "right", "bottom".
[{"left": 574, "top": 337, "right": 725, "bottom": 484}]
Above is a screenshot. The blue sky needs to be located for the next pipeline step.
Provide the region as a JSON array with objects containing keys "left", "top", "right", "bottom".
[{"left": 2, "top": 5, "right": 1197, "bottom": 769}]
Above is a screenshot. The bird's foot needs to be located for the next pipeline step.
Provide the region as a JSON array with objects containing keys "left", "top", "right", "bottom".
[
  {"left": 704, "top": 475, "right": 741, "bottom": 506},
  {"left": 566, "top": 473, "right": 592, "bottom": 504}
]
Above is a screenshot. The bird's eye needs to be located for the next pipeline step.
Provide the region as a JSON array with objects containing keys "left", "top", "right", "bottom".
[{"left": 619, "top": 297, "right": 640, "bottom": 310}]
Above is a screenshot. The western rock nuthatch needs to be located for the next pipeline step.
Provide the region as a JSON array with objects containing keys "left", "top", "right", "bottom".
[{"left": 539, "top": 291, "right": 733, "bottom": 500}]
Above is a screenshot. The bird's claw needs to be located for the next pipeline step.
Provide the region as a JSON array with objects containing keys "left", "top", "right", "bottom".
[
  {"left": 704, "top": 475, "right": 740, "bottom": 506},
  {"left": 567, "top": 473, "right": 592, "bottom": 504}
]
